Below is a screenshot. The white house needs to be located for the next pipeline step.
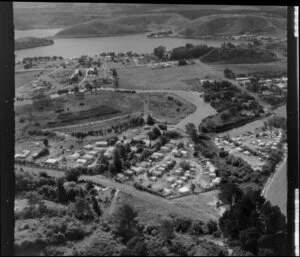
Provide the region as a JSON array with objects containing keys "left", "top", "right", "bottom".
[
  {"left": 178, "top": 186, "right": 190, "bottom": 194},
  {"left": 95, "top": 141, "right": 108, "bottom": 147}
]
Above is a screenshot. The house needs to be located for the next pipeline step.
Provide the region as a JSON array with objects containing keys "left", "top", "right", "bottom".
[
  {"left": 76, "top": 159, "right": 87, "bottom": 164},
  {"left": 181, "top": 150, "right": 188, "bottom": 157},
  {"left": 104, "top": 147, "right": 114, "bottom": 158},
  {"left": 88, "top": 150, "right": 98, "bottom": 156},
  {"left": 163, "top": 188, "right": 172, "bottom": 196},
  {"left": 69, "top": 152, "right": 80, "bottom": 159},
  {"left": 45, "top": 158, "right": 59, "bottom": 165},
  {"left": 131, "top": 166, "right": 145, "bottom": 174},
  {"left": 178, "top": 186, "right": 190, "bottom": 195},
  {"left": 95, "top": 141, "right": 108, "bottom": 147},
  {"left": 212, "top": 177, "right": 221, "bottom": 185},
  {"left": 167, "top": 177, "right": 176, "bottom": 183},
  {"left": 152, "top": 170, "right": 162, "bottom": 177},
  {"left": 236, "top": 77, "right": 250, "bottom": 81},
  {"left": 176, "top": 180, "right": 183, "bottom": 185},
  {"left": 82, "top": 154, "right": 94, "bottom": 160},
  {"left": 124, "top": 170, "right": 134, "bottom": 176},
  {"left": 84, "top": 144, "right": 94, "bottom": 150}
]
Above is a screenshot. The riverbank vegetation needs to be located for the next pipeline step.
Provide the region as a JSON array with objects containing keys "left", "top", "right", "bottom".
[{"left": 198, "top": 80, "right": 264, "bottom": 133}]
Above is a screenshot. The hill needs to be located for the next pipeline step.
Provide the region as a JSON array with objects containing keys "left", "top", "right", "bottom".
[
  {"left": 175, "top": 13, "right": 286, "bottom": 38},
  {"left": 200, "top": 45, "right": 279, "bottom": 64},
  {"left": 54, "top": 19, "right": 146, "bottom": 38},
  {"left": 15, "top": 37, "right": 54, "bottom": 50},
  {"left": 54, "top": 13, "right": 190, "bottom": 38}
]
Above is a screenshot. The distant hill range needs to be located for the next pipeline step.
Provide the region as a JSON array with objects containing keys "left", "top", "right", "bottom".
[
  {"left": 15, "top": 37, "right": 54, "bottom": 50},
  {"left": 14, "top": 4, "right": 286, "bottom": 39},
  {"left": 175, "top": 13, "right": 286, "bottom": 38},
  {"left": 53, "top": 12, "right": 286, "bottom": 39},
  {"left": 200, "top": 46, "right": 279, "bottom": 64},
  {"left": 54, "top": 13, "right": 189, "bottom": 38}
]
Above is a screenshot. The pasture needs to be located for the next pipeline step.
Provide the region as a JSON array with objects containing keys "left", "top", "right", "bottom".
[{"left": 116, "top": 61, "right": 225, "bottom": 91}]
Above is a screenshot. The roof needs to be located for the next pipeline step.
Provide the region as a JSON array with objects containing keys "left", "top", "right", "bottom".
[
  {"left": 45, "top": 158, "right": 58, "bottom": 164},
  {"left": 82, "top": 154, "right": 93, "bottom": 159},
  {"left": 76, "top": 159, "right": 87, "bottom": 164},
  {"left": 84, "top": 144, "right": 94, "bottom": 149},
  {"left": 178, "top": 186, "right": 190, "bottom": 193},
  {"left": 95, "top": 141, "right": 108, "bottom": 146}
]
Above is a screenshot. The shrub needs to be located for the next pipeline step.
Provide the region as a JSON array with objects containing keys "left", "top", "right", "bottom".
[
  {"left": 174, "top": 217, "right": 192, "bottom": 233},
  {"left": 158, "top": 124, "right": 167, "bottom": 130},
  {"left": 65, "top": 169, "right": 80, "bottom": 182},
  {"left": 207, "top": 220, "right": 218, "bottom": 234}
]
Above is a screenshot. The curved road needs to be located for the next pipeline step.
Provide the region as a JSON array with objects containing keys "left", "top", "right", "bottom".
[{"left": 263, "top": 158, "right": 287, "bottom": 216}]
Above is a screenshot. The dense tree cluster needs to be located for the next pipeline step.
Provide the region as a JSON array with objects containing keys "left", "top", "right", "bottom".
[
  {"left": 224, "top": 68, "right": 236, "bottom": 79},
  {"left": 171, "top": 44, "right": 213, "bottom": 60},
  {"left": 219, "top": 186, "right": 287, "bottom": 256}
]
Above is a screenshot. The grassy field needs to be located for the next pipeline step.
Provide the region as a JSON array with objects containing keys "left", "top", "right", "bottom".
[
  {"left": 15, "top": 70, "right": 53, "bottom": 88},
  {"left": 116, "top": 62, "right": 225, "bottom": 91},
  {"left": 208, "top": 59, "right": 287, "bottom": 75},
  {"left": 140, "top": 92, "right": 196, "bottom": 124},
  {"left": 114, "top": 190, "right": 220, "bottom": 227}
]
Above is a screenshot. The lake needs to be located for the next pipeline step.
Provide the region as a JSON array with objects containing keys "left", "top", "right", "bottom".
[{"left": 15, "top": 29, "right": 243, "bottom": 60}]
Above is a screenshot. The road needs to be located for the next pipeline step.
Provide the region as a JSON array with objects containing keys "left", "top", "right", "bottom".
[
  {"left": 78, "top": 68, "right": 88, "bottom": 87},
  {"left": 16, "top": 164, "right": 219, "bottom": 221},
  {"left": 262, "top": 157, "right": 287, "bottom": 216}
]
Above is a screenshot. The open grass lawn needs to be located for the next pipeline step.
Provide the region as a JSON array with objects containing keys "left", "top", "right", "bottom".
[
  {"left": 208, "top": 59, "right": 287, "bottom": 76},
  {"left": 116, "top": 61, "right": 225, "bottom": 91},
  {"left": 141, "top": 92, "right": 196, "bottom": 124},
  {"left": 15, "top": 70, "right": 53, "bottom": 88},
  {"left": 115, "top": 190, "right": 220, "bottom": 226}
]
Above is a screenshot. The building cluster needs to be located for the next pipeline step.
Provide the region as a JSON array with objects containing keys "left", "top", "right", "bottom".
[{"left": 214, "top": 128, "right": 283, "bottom": 171}]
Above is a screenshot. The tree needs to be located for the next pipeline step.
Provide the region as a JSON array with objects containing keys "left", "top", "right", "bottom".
[
  {"left": 92, "top": 196, "right": 102, "bottom": 216},
  {"left": 152, "top": 127, "right": 161, "bottom": 137},
  {"left": 185, "top": 123, "right": 198, "bottom": 143},
  {"left": 112, "top": 148, "right": 122, "bottom": 174},
  {"left": 120, "top": 236, "right": 148, "bottom": 256},
  {"left": 56, "top": 177, "right": 67, "bottom": 203},
  {"left": 178, "top": 59, "right": 188, "bottom": 66},
  {"left": 221, "top": 111, "right": 231, "bottom": 121},
  {"left": 153, "top": 46, "right": 166, "bottom": 60},
  {"left": 65, "top": 169, "right": 80, "bottom": 182},
  {"left": 112, "top": 204, "right": 138, "bottom": 243},
  {"left": 207, "top": 219, "right": 218, "bottom": 234},
  {"left": 224, "top": 68, "right": 236, "bottom": 79},
  {"left": 85, "top": 181, "right": 94, "bottom": 192},
  {"left": 72, "top": 197, "right": 95, "bottom": 221},
  {"left": 43, "top": 138, "right": 49, "bottom": 147},
  {"left": 159, "top": 218, "right": 175, "bottom": 241},
  {"left": 219, "top": 183, "right": 243, "bottom": 207},
  {"left": 146, "top": 114, "right": 155, "bottom": 125},
  {"left": 112, "top": 68, "right": 118, "bottom": 78},
  {"left": 239, "top": 227, "right": 259, "bottom": 255}
]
